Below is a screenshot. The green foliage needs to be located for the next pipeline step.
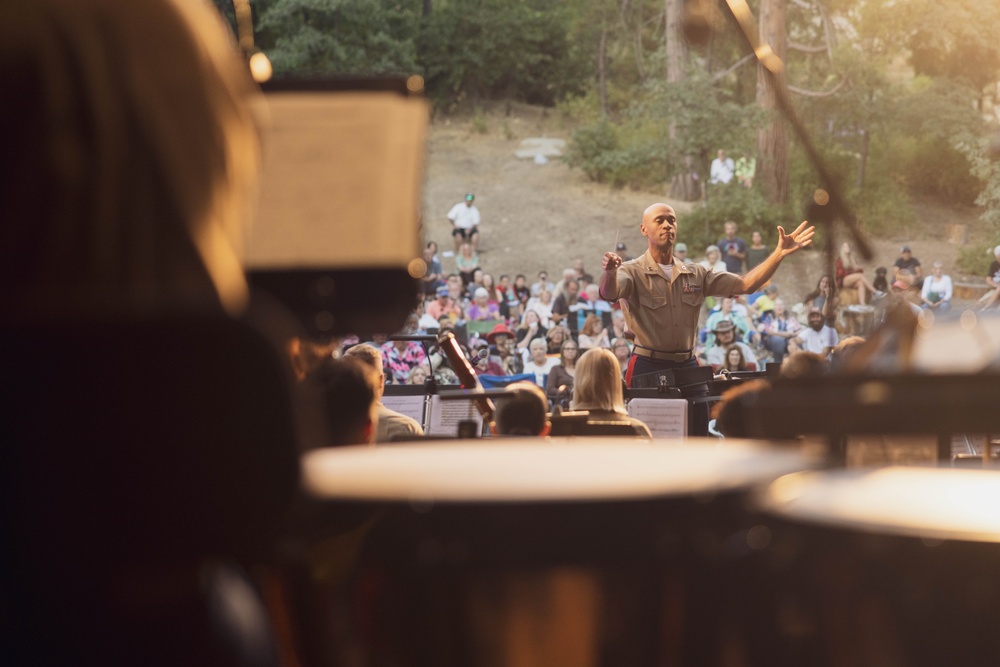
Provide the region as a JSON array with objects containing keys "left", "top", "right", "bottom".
[
  {"left": 416, "top": 0, "right": 588, "bottom": 108},
  {"left": 956, "top": 135, "right": 1000, "bottom": 234},
  {"left": 682, "top": 186, "right": 791, "bottom": 253},
  {"left": 957, "top": 243, "right": 995, "bottom": 277},
  {"left": 254, "top": 0, "right": 421, "bottom": 76},
  {"left": 563, "top": 74, "right": 765, "bottom": 190},
  {"left": 471, "top": 111, "right": 488, "bottom": 135}
]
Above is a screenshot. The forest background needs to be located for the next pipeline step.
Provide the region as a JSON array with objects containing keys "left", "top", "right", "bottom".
[{"left": 214, "top": 0, "right": 1000, "bottom": 291}]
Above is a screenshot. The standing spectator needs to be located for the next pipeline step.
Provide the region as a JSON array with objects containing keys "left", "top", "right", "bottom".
[
  {"left": 420, "top": 243, "right": 444, "bottom": 297},
  {"left": 892, "top": 245, "right": 923, "bottom": 287},
  {"left": 710, "top": 149, "right": 735, "bottom": 184},
  {"left": 447, "top": 192, "right": 480, "bottom": 252},
  {"left": 523, "top": 338, "right": 559, "bottom": 387},
  {"left": 455, "top": 242, "right": 480, "bottom": 287},
  {"left": 836, "top": 242, "right": 880, "bottom": 305},
  {"left": 920, "top": 261, "right": 953, "bottom": 313},
  {"left": 699, "top": 245, "right": 728, "bottom": 273},
  {"left": 578, "top": 314, "right": 611, "bottom": 350},
  {"left": 615, "top": 242, "right": 632, "bottom": 262},
  {"left": 674, "top": 242, "right": 692, "bottom": 265},
  {"left": 546, "top": 339, "right": 579, "bottom": 406},
  {"left": 746, "top": 230, "right": 770, "bottom": 270},
  {"left": 531, "top": 270, "right": 555, "bottom": 297},
  {"left": 759, "top": 298, "right": 801, "bottom": 364},
  {"left": 735, "top": 153, "right": 756, "bottom": 187},
  {"left": 718, "top": 221, "right": 748, "bottom": 274},
  {"left": 796, "top": 308, "right": 838, "bottom": 357}
]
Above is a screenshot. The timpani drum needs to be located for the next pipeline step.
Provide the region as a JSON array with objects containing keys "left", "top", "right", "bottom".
[
  {"left": 755, "top": 467, "right": 1000, "bottom": 667},
  {"left": 300, "top": 439, "right": 813, "bottom": 666}
]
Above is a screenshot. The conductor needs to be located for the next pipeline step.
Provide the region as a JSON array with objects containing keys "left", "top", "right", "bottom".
[{"left": 600, "top": 203, "right": 814, "bottom": 385}]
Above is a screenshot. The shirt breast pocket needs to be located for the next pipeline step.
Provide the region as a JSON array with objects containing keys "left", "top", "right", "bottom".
[
  {"left": 639, "top": 294, "right": 668, "bottom": 310},
  {"left": 681, "top": 292, "right": 703, "bottom": 307}
]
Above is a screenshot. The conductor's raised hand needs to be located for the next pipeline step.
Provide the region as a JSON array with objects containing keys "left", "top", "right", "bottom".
[
  {"left": 602, "top": 252, "right": 623, "bottom": 273},
  {"left": 776, "top": 221, "right": 815, "bottom": 257}
]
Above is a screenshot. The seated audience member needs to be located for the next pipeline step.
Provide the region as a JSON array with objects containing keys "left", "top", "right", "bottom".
[
  {"left": 380, "top": 321, "right": 428, "bottom": 384},
  {"left": 750, "top": 284, "right": 779, "bottom": 321},
  {"left": 981, "top": 246, "right": 1000, "bottom": 311},
  {"left": 414, "top": 299, "right": 440, "bottom": 333},
  {"left": 455, "top": 242, "right": 480, "bottom": 286},
  {"left": 523, "top": 337, "right": 560, "bottom": 387},
  {"left": 578, "top": 313, "right": 611, "bottom": 350},
  {"left": 920, "top": 261, "right": 953, "bottom": 313},
  {"left": 546, "top": 324, "right": 570, "bottom": 355},
  {"left": 705, "top": 320, "right": 757, "bottom": 369},
  {"left": 700, "top": 245, "right": 728, "bottom": 273},
  {"left": 722, "top": 345, "right": 749, "bottom": 372},
  {"left": 515, "top": 309, "right": 548, "bottom": 356},
  {"left": 487, "top": 323, "right": 522, "bottom": 375},
  {"left": 801, "top": 275, "right": 837, "bottom": 324},
  {"left": 426, "top": 284, "right": 463, "bottom": 324},
  {"left": 467, "top": 287, "right": 500, "bottom": 321},
  {"left": 570, "top": 348, "right": 652, "bottom": 438},
  {"left": 513, "top": 274, "right": 531, "bottom": 310},
  {"left": 893, "top": 245, "right": 923, "bottom": 287},
  {"left": 498, "top": 274, "right": 521, "bottom": 320},
  {"left": 796, "top": 307, "right": 838, "bottom": 357},
  {"left": 344, "top": 344, "right": 424, "bottom": 442},
  {"left": 446, "top": 273, "right": 465, "bottom": 301},
  {"left": 759, "top": 298, "right": 801, "bottom": 364},
  {"left": 608, "top": 309, "right": 630, "bottom": 342},
  {"left": 407, "top": 365, "right": 429, "bottom": 386},
  {"left": 531, "top": 270, "right": 555, "bottom": 297},
  {"left": 705, "top": 297, "right": 752, "bottom": 347},
  {"left": 673, "top": 242, "right": 691, "bottom": 265},
  {"left": 836, "top": 242, "right": 880, "bottom": 304},
  {"left": 611, "top": 337, "right": 632, "bottom": 377},
  {"left": 420, "top": 243, "right": 444, "bottom": 297},
  {"left": 481, "top": 273, "right": 505, "bottom": 310},
  {"left": 551, "top": 278, "right": 580, "bottom": 328},
  {"left": 546, "top": 339, "right": 579, "bottom": 407},
  {"left": 778, "top": 351, "right": 830, "bottom": 379},
  {"left": 615, "top": 241, "right": 633, "bottom": 262},
  {"left": 492, "top": 382, "right": 550, "bottom": 437},
  {"left": 471, "top": 338, "right": 504, "bottom": 376},
  {"left": 311, "top": 357, "right": 379, "bottom": 447},
  {"left": 526, "top": 287, "right": 555, "bottom": 328}
]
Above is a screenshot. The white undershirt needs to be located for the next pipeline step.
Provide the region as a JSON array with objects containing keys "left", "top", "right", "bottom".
[{"left": 658, "top": 263, "right": 674, "bottom": 280}]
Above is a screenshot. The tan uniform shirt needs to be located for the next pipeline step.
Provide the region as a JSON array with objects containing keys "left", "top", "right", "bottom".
[{"left": 606, "top": 250, "right": 738, "bottom": 353}]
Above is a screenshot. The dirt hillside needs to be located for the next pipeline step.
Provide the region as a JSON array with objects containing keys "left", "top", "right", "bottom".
[{"left": 423, "top": 104, "right": 988, "bottom": 306}]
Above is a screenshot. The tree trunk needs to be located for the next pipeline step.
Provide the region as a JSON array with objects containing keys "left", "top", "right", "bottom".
[
  {"left": 856, "top": 127, "right": 869, "bottom": 190},
  {"left": 665, "top": 0, "right": 686, "bottom": 84},
  {"left": 756, "top": 0, "right": 789, "bottom": 205},
  {"left": 599, "top": 25, "right": 608, "bottom": 119}
]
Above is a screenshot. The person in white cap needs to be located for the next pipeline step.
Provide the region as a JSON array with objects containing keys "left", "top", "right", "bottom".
[{"left": 448, "top": 192, "right": 481, "bottom": 252}]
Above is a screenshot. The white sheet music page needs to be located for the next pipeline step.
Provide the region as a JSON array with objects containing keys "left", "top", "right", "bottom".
[
  {"left": 426, "top": 395, "right": 484, "bottom": 437},
  {"left": 627, "top": 398, "right": 687, "bottom": 438},
  {"left": 382, "top": 394, "right": 426, "bottom": 430}
]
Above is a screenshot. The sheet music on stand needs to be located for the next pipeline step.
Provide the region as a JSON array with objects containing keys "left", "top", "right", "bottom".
[
  {"left": 426, "top": 394, "right": 484, "bottom": 437},
  {"left": 627, "top": 398, "right": 687, "bottom": 439},
  {"left": 382, "top": 393, "right": 427, "bottom": 431}
]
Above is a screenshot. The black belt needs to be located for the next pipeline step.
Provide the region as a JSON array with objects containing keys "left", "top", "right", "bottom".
[{"left": 632, "top": 347, "right": 693, "bottom": 362}]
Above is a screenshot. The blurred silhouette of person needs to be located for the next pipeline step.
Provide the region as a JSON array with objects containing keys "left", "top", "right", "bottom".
[
  {"left": 1, "top": 0, "right": 262, "bottom": 321},
  {"left": 344, "top": 343, "right": 424, "bottom": 442},
  {"left": 571, "top": 348, "right": 652, "bottom": 438},
  {"left": 310, "top": 357, "right": 379, "bottom": 447},
  {"left": 492, "top": 381, "right": 550, "bottom": 436}
]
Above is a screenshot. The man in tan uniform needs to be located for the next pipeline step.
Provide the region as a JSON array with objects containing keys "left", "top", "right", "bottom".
[{"left": 599, "top": 203, "right": 814, "bottom": 385}]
